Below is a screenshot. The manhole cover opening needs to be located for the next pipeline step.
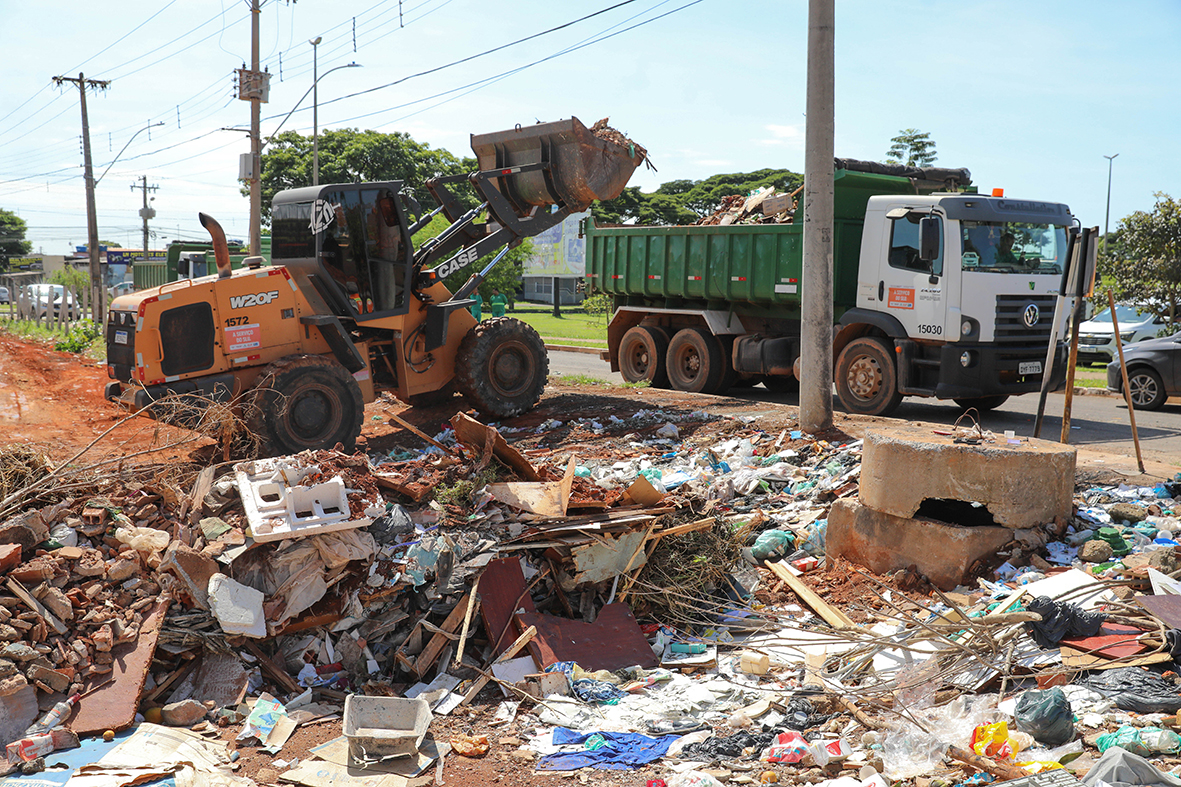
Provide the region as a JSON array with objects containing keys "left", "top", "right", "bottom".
[{"left": 915, "top": 498, "right": 998, "bottom": 527}]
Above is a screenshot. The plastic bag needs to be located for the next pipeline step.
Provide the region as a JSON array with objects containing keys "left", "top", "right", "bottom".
[
  {"left": 667, "top": 773, "right": 725, "bottom": 787},
  {"left": 1097, "top": 726, "right": 1150, "bottom": 756},
  {"left": 115, "top": 526, "right": 169, "bottom": 553},
  {"left": 1138, "top": 727, "right": 1180, "bottom": 754},
  {"left": 761, "top": 731, "right": 809, "bottom": 763},
  {"left": 751, "top": 529, "right": 794, "bottom": 561},
  {"left": 1015, "top": 687, "right": 1075, "bottom": 746},
  {"left": 49, "top": 523, "right": 78, "bottom": 548},
  {"left": 1024, "top": 596, "right": 1106, "bottom": 648},
  {"left": 1080, "top": 666, "right": 1181, "bottom": 713},
  {"left": 971, "top": 722, "right": 1014, "bottom": 760},
  {"left": 801, "top": 521, "right": 827, "bottom": 557}
]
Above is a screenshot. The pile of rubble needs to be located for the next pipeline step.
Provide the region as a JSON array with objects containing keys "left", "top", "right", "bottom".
[
  {"left": 696, "top": 186, "right": 797, "bottom": 226},
  {"left": 5, "top": 396, "right": 1181, "bottom": 787}
]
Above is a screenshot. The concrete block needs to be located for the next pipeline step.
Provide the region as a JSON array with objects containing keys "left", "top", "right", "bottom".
[
  {"left": 207, "top": 573, "right": 266, "bottom": 638},
  {"left": 160, "top": 542, "right": 220, "bottom": 609},
  {"left": 859, "top": 425, "right": 1075, "bottom": 529},
  {"left": 827, "top": 497, "right": 1014, "bottom": 590}
]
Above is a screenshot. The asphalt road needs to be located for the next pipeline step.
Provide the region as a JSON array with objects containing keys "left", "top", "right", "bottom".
[{"left": 546, "top": 349, "right": 1181, "bottom": 466}]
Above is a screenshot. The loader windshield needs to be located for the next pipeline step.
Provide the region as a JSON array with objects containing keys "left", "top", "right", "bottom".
[{"left": 960, "top": 221, "right": 1066, "bottom": 274}]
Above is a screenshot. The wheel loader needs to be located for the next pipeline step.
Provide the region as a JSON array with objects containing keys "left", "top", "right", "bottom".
[{"left": 103, "top": 117, "right": 644, "bottom": 455}]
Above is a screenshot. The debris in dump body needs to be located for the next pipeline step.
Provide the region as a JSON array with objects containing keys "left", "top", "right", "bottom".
[
  {"left": 696, "top": 186, "right": 798, "bottom": 225},
  {"left": 13, "top": 369, "right": 1181, "bottom": 787}
]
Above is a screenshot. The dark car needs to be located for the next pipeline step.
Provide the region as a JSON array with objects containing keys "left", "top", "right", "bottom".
[{"left": 1106, "top": 332, "right": 1181, "bottom": 409}]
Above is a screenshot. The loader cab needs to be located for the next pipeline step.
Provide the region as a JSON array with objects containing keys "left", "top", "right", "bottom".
[{"left": 272, "top": 182, "right": 416, "bottom": 320}]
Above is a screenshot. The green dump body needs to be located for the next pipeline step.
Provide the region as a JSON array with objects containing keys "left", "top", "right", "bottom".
[
  {"left": 133, "top": 238, "right": 272, "bottom": 290},
  {"left": 585, "top": 169, "right": 935, "bottom": 321}
]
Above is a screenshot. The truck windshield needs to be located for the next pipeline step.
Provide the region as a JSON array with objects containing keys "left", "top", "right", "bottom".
[{"left": 960, "top": 221, "right": 1066, "bottom": 274}]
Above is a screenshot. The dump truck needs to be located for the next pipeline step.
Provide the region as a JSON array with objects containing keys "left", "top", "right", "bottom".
[
  {"left": 586, "top": 163, "right": 1073, "bottom": 415},
  {"left": 104, "top": 117, "right": 644, "bottom": 454}
]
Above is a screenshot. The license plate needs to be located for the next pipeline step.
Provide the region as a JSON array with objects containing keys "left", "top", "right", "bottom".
[{"left": 1019, "top": 361, "right": 1042, "bottom": 375}]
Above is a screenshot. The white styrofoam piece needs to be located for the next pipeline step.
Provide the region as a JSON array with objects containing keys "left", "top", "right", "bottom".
[
  {"left": 208, "top": 573, "right": 267, "bottom": 638},
  {"left": 234, "top": 457, "right": 372, "bottom": 542}
]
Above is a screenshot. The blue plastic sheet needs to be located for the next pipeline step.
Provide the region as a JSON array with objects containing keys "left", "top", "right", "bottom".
[{"left": 536, "top": 728, "right": 676, "bottom": 771}]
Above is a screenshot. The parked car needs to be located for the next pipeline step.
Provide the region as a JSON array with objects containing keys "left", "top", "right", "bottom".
[
  {"left": 1106, "top": 332, "right": 1181, "bottom": 410},
  {"left": 18, "top": 283, "right": 79, "bottom": 321},
  {"left": 1077, "top": 303, "right": 1166, "bottom": 365},
  {"left": 109, "top": 281, "right": 135, "bottom": 298},
  {"left": 0, "top": 286, "right": 9, "bottom": 305}
]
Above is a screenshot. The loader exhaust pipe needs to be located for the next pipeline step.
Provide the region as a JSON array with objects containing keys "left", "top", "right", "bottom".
[{"left": 198, "top": 213, "right": 232, "bottom": 279}]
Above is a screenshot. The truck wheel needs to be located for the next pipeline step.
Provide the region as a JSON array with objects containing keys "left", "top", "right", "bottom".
[
  {"left": 953, "top": 395, "right": 1010, "bottom": 412},
  {"left": 836, "top": 337, "right": 903, "bottom": 416},
  {"left": 713, "top": 335, "right": 739, "bottom": 394},
  {"left": 248, "top": 354, "right": 365, "bottom": 455},
  {"left": 666, "top": 328, "right": 725, "bottom": 393},
  {"left": 619, "top": 326, "right": 670, "bottom": 388},
  {"left": 455, "top": 317, "right": 548, "bottom": 418},
  {"left": 1127, "top": 367, "right": 1167, "bottom": 410}
]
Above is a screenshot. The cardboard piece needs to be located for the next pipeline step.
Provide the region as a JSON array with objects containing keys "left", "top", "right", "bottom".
[
  {"left": 487, "top": 458, "right": 575, "bottom": 517},
  {"left": 450, "top": 413, "right": 540, "bottom": 481}
]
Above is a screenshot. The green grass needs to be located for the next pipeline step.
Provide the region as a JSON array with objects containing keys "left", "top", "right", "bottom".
[
  {"left": 0, "top": 318, "right": 106, "bottom": 361},
  {"left": 552, "top": 373, "right": 605, "bottom": 386},
  {"left": 508, "top": 309, "right": 608, "bottom": 344}
]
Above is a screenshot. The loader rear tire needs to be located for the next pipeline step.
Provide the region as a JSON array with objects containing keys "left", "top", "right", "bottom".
[
  {"left": 619, "top": 326, "right": 670, "bottom": 388},
  {"left": 455, "top": 317, "right": 548, "bottom": 419},
  {"left": 248, "top": 354, "right": 365, "bottom": 455}
]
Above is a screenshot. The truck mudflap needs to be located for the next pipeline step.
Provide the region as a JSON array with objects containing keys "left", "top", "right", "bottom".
[
  {"left": 105, "top": 374, "right": 236, "bottom": 422},
  {"left": 931, "top": 343, "right": 1068, "bottom": 400}
]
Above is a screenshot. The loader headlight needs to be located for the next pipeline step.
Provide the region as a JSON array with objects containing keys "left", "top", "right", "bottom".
[{"left": 960, "top": 351, "right": 974, "bottom": 368}]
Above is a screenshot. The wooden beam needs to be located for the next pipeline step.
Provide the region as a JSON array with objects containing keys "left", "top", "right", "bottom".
[
  {"left": 763, "top": 560, "right": 856, "bottom": 631},
  {"left": 459, "top": 625, "right": 537, "bottom": 706},
  {"left": 388, "top": 412, "right": 462, "bottom": 457},
  {"left": 244, "top": 640, "right": 301, "bottom": 695}
]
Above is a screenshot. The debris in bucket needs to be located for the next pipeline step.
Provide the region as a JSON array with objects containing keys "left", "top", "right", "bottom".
[{"left": 5, "top": 364, "right": 1181, "bottom": 787}]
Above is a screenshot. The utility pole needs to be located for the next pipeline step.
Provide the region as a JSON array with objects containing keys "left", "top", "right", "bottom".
[
  {"left": 132, "top": 176, "right": 158, "bottom": 261},
  {"left": 53, "top": 72, "right": 109, "bottom": 321},
  {"left": 238, "top": 0, "right": 270, "bottom": 257},
  {"left": 799, "top": 0, "right": 835, "bottom": 433}
]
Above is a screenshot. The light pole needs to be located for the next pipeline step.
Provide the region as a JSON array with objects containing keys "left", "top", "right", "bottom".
[
  {"left": 1104, "top": 153, "right": 1119, "bottom": 253},
  {"left": 261, "top": 62, "right": 360, "bottom": 163},
  {"left": 310, "top": 36, "right": 322, "bottom": 186}
]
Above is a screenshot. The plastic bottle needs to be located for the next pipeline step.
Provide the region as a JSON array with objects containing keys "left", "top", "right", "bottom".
[
  {"left": 1140, "top": 727, "right": 1181, "bottom": 754},
  {"left": 24, "top": 694, "right": 79, "bottom": 737}
]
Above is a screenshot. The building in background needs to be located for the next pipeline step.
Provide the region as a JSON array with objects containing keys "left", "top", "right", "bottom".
[{"left": 521, "top": 210, "right": 588, "bottom": 306}]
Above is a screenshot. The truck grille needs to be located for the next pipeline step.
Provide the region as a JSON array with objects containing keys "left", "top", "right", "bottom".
[
  {"left": 994, "top": 294, "right": 1057, "bottom": 364},
  {"left": 106, "top": 310, "right": 137, "bottom": 382}
]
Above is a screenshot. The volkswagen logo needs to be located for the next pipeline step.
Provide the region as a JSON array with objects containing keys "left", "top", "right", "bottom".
[{"left": 1022, "top": 303, "right": 1040, "bottom": 328}]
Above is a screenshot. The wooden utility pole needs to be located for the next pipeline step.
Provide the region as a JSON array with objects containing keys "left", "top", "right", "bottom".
[
  {"left": 53, "top": 73, "right": 109, "bottom": 321},
  {"left": 799, "top": 0, "right": 835, "bottom": 433},
  {"left": 133, "top": 176, "right": 158, "bottom": 262}
]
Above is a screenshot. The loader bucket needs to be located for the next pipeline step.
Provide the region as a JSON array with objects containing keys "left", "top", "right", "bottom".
[{"left": 470, "top": 117, "right": 644, "bottom": 215}]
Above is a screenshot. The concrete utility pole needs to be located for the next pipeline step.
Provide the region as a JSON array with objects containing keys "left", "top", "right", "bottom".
[
  {"left": 799, "top": 0, "right": 835, "bottom": 433},
  {"left": 53, "top": 72, "right": 110, "bottom": 321},
  {"left": 249, "top": 0, "right": 262, "bottom": 257},
  {"left": 133, "top": 176, "right": 158, "bottom": 260}
]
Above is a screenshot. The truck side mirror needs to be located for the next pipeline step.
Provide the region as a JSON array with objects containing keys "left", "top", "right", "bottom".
[{"left": 919, "top": 216, "right": 940, "bottom": 262}]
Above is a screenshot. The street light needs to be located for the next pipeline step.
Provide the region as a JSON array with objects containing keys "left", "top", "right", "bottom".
[
  {"left": 1104, "top": 153, "right": 1119, "bottom": 253},
  {"left": 310, "top": 36, "right": 322, "bottom": 186},
  {"left": 96, "top": 121, "right": 164, "bottom": 187},
  {"left": 261, "top": 62, "right": 360, "bottom": 163}
]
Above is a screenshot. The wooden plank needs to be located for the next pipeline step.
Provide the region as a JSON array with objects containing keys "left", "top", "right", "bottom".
[
  {"left": 412, "top": 592, "right": 471, "bottom": 679},
  {"left": 244, "top": 640, "right": 301, "bottom": 695},
  {"left": 653, "top": 517, "right": 716, "bottom": 538},
  {"left": 7, "top": 578, "right": 67, "bottom": 634},
  {"left": 764, "top": 560, "right": 856, "bottom": 631},
  {"left": 459, "top": 626, "right": 536, "bottom": 706},
  {"left": 388, "top": 412, "right": 461, "bottom": 456}
]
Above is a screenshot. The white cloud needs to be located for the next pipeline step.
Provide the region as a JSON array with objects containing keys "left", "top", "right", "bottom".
[{"left": 760, "top": 124, "right": 805, "bottom": 147}]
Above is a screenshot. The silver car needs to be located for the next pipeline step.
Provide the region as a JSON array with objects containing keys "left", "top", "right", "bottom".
[{"left": 18, "top": 283, "right": 78, "bottom": 321}]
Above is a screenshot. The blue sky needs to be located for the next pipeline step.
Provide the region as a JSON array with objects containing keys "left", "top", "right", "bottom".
[{"left": 1, "top": 0, "right": 1177, "bottom": 255}]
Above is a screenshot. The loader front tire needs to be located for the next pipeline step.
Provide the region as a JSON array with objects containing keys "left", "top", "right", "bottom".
[
  {"left": 248, "top": 354, "right": 365, "bottom": 455},
  {"left": 455, "top": 317, "right": 548, "bottom": 419}
]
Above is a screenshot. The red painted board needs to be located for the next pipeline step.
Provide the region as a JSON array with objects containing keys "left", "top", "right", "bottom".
[
  {"left": 517, "top": 603, "right": 658, "bottom": 672},
  {"left": 478, "top": 558, "right": 537, "bottom": 658},
  {"left": 1059, "top": 623, "right": 1146, "bottom": 659}
]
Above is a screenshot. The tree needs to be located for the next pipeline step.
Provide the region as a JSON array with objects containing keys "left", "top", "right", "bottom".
[
  {"left": 886, "top": 129, "right": 938, "bottom": 167},
  {"left": 0, "top": 208, "right": 32, "bottom": 270},
  {"left": 254, "top": 129, "right": 477, "bottom": 224},
  {"left": 1102, "top": 192, "right": 1181, "bottom": 329}
]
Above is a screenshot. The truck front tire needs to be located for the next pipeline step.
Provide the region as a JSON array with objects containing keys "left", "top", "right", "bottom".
[
  {"left": 455, "top": 317, "right": 549, "bottom": 418},
  {"left": 836, "top": 337, "right": 903, "bottom": 416},
  {"left": 619, "top": 326, "right": 670, "bottom": 388},
  {"left": 667, "top": 328, "right": 726, "bottom": 394}
]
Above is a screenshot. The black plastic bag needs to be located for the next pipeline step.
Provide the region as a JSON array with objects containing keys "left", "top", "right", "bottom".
[
  {"left": 1080, "top": 666, "right": 1181, "bottom": 714},
  {"left": 1025, "top": 596, "right": 1106, "bottom": 649},
  {"left": 1014, "top": 687, "right": 1074, "bottom": 745}
]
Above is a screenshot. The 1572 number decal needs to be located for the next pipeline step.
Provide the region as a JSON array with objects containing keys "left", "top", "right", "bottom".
[
  {"left": 918, "top": 324, "right": 942, "bottom": 335},
  {"left": 224, "top": 316, "right": 250, "bottom": 327}
]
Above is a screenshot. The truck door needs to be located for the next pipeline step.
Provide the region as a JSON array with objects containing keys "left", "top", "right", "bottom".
[{"left": 881, "top": 212, "right": 947, "bottom": 341}]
